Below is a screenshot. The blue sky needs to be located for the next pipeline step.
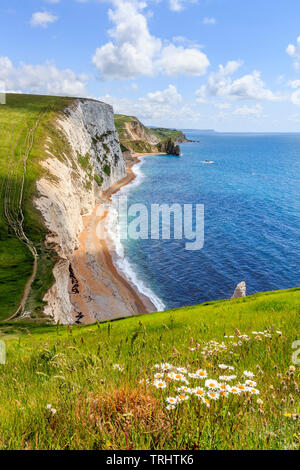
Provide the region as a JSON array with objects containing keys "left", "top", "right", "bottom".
[{"left": 2, "top": 0, "right": 300, "bottom": 131}]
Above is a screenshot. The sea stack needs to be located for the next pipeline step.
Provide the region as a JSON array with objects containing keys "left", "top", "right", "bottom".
[{"left": 232, "top": 281, "right": 246, "bottom": 298}]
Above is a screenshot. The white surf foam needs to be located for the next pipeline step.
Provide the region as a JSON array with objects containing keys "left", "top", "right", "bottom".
[{"left": 106, "top": 159, "right": 165, "bottom": 312}]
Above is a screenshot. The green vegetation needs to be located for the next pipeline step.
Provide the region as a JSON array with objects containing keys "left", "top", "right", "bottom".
[
  {"left": 0, "top": 288, "right": 299, "bottom": 450},
  {"left": 0, "top": 94, "right": 73, "bottom": 322},
  {"left": 103, "top": 164, "right": 111, "bottom": 176},
  {"left": 114, "top": 114, "right": 185, "bottom": 154},
  {"left": 94, "top": 174, "right": 104, "bottom": 187},
  {"left": 77, "top": 152, "right": 92, "bottom": 173},
  {"left": 151, "top": 127, "right": 186, "bottom": 142}
]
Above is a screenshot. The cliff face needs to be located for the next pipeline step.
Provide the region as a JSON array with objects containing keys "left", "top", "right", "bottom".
[
  {"left": 115, "top": 114, "right": 160, "bottom": 154},
  {"left": 114, "top": 114, "right": 186, "bottom": 156},
  {"left": 35, "top": 99, "right": 126, "bottom": 323}
]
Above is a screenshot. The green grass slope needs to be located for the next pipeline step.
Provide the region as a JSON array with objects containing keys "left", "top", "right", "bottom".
[
  {"left": 114, "top": 114, "right": 186, "bottom": 153},
  {"left": 0, "top": 94, "right": 72, "bottom": 322},
  {"left": 0, "top": 288, "right": 299, "bottom": 450},
  {"left": 151, "top": 127, "right": 187, "bottom": 142}
]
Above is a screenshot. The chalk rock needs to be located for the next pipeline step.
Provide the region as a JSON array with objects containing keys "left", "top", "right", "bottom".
[{"left": 232, "top": 281, "right": 246, "bottom": 299}]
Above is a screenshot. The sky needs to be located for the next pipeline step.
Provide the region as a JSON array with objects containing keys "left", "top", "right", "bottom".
[{"left": 2, "top": 0, "right": 300, "bottom": 131}]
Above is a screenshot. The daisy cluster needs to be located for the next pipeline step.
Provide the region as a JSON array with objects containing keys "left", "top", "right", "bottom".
[{"left": 140, "top": 363, "right": 260, "bottom": 410}]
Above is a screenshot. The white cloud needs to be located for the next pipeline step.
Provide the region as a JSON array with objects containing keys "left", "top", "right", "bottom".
[
  {"left": 169, "top": 0, "right": 184, "bottom": 11},
  {"left": 214, "top": 102, "right": 231, "bottom": 109},
  {"left": 291, "top": 88, "right": 300, "bottom": 106},
  {"left": 168, "top": 0, "right": 196, "bottom": 12},
  {"left": 99, "top": 84, "right": 184, "bottom": 122},
  {"left": 93, "top": 1, "right": 161, "bottom": 80},
  {"left": 286, "top": 36, "right": 300, "bottom": 68},
  {"left": 196, "top": 61, "right": 279, "bottom": 102},
  {"left": 157, "top": 44, "right": 209, "bottom": 77},
  {"left": 287, "top": 79, "right": 300, "bottom": 89},
  {"left": 93, "top": 0, "right": 210, "bottom": 80},
  {"left": 203, "top": 17, "right": 216, "bottom": 25},
  {"left": 30, "top": 11, "right": 58, "bottom": 28},
  {"left": 233, "top": 104, "right": 263, "bottom": 116},
  {"left": 147, "top": 84, "right": 182, "bottom": 105},
  {"left": 0, "top": 57, "right": 87, "bottom": 96}
]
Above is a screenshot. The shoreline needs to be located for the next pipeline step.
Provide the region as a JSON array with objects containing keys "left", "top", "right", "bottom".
[{"left": 69, "top": 152, "right": 164, "bottom": 324}]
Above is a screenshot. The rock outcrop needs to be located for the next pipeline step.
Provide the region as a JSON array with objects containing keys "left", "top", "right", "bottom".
[
  {"left": 158, "top": 138, "right": 181, "bottom": 156},
  {"left": 232, "top": 281, "right": 247, "bottom": 299},
  {"left": 35, "top": 98, "right": 126, "bottom": 323}
]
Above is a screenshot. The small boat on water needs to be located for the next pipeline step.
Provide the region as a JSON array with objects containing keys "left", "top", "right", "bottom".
[{"left": 202, "top": 160, "right": 215, "bottom": 164}]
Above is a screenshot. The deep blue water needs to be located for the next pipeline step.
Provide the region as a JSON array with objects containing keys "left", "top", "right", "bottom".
[{"left": 121, "top": 133, "right": 300, "bottom": 310}]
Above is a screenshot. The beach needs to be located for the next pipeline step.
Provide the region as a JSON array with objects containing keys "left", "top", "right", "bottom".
[{"left": 69, "top": 152, "right": 164, "bottom": 324}]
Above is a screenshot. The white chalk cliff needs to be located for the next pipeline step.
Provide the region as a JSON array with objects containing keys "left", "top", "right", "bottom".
[{"left": 35, "top": 99, "right": 126, "bottom": 323}]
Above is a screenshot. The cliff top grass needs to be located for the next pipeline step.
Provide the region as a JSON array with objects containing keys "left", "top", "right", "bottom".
[
  {"left": 0, "top": 287, "right": 299, "bottom": 450},
  {"left": 0, "top": 93, "right": 72, "bottom": 321},
  {"left": 150, "top": 127, "right": 186, "bottom": 142}
]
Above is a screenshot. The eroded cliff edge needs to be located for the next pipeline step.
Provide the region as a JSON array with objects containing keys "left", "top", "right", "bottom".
[{"left": 35, "top": 98, "right": 128, "bottom": 324}]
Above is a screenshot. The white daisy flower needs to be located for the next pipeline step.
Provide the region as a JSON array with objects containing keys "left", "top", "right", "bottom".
[
  {"left": 176, "top": 386, "right": 191, "bottom": 393},
  {"left": 196, "top": 369, "right": 207, "bottom": 379},
  {"left": 205, "top": 379, "right": 219, "bottom": 390},
  {"left": 201, "top": 397, "right": 211, "bottom": 408},
  {"left": 229, "top": 386, "right": 241, "bottom": 395},
  {"left": 245, "top": 380, "right": 257, "bottom": 387},
  {"left": 153, "top": 379, "right": 167, "bottom": 389},
  {"left": 207, "top": 391, "right": 219, "bottom": 400},
  {"left": 193, "top": 387, "right": 205, "bottom": 398},
  {"left": 244, "top": 370, "right": 254, "bottom": 378},
  {"left": 161, "top": 363, "right": 173, "bottom": 371},
  {"left": 154, "top": 373, "right": 164, "bottom": 379},
  {"left": 166, "top": 397, "right": 177, "bottom": 405},
  {"left": 188, "top": 372, "right": 198, "bottom": 379},
  {"left": 218, "top": 364, "right": 229, "bottom": 370},
  {"left": 248, "top": 387, "right": 260, "bottom": 395},
  {"left": 176, "top": 367, "right": 187, "bottom": 374},
  {"left": 218, "top": 383, "right": 230, "bottom": 392},
  {"left": 166, "top": 404, "right": 176, "bottom": 410},
  {"left": 177, "top": 394, "right": 189, "bottom": 402}
]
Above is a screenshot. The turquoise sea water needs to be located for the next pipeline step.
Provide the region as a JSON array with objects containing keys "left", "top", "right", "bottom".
[{"left": 118, "top": 133, "right": 300, "bottom": 310}]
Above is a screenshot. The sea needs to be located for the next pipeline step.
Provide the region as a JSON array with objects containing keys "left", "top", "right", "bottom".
[{"left": 107, "top": 132, "right": 300, "bottom": 311}]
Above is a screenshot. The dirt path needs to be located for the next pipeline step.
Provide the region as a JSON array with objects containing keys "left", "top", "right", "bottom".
[{"left": 4, "top": 113, "right": 44, "bottom": 320}]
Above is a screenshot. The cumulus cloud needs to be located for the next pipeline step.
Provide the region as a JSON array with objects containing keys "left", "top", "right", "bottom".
[
  {"left": 30, "top": 11, "right": 58, "bottom": 28},
  {"left": 233, "top": 104, "right": 263, "bottom": 116},
  {"left": 196, "top": 61, "right": 279, "bottom": 102},
  {"left": 0, "top": 57, "right": 87, "bottom": 96},
  {"left": 157, "top": 44, "right": 209, "bottom": 77},
  {"left": 93, "top": 0, "right": 210, "bottom": 80},
  {"left": 93, "top": 1, "right": 161, "bottom": 80},
  {"left": 99, "top": 84, "right": 185, "bottom": 121},
  {"left": 286, "top": 36, "right": 300, "bottom": 68}
]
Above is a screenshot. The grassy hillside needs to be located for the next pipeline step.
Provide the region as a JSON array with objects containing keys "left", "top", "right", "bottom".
[
  {"left": 114, "top": 114, "right": 186, "bottom": 153},
  {"left": 0, "top": 94, "right": 73, "bottom": 322},
  {"left": 151, "top": 127, "right": 187, "bottom": 142},
  {"left": 0, "top": 288, "right": 299, "bottom": 450}
]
